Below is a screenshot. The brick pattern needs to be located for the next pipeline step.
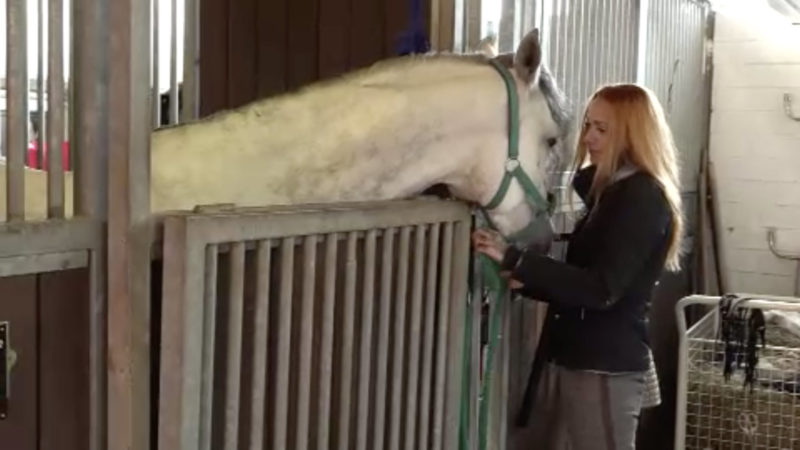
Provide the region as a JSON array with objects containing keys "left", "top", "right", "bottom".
[{"left": 710, "top": 2, "right": 800, "bottom": 296}]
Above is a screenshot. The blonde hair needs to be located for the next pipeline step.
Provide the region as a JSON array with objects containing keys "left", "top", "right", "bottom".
[{"left": 571, "top": 83, "right": 684, "bottom": 272}]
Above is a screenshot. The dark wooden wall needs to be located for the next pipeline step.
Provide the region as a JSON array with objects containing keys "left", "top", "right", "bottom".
[
  {"left": 0, "top": 269, "right": 90, "bottom": 450},
  {"left": 199, "top": 0, "right": 431, "bottom": 116}
]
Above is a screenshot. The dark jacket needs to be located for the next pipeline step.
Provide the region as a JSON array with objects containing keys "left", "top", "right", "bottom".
[{"left": 502, "top": 164, "right": 673, "bottom": 373}]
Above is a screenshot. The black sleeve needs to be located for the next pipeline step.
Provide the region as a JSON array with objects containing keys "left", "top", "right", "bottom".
[{"left": 508, "top": 178, "right": 672, "bottom": 310}]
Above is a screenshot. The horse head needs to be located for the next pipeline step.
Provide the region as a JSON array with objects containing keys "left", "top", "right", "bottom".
[{"left": 467, "top": 29, "right": 573, "bottom": 252}]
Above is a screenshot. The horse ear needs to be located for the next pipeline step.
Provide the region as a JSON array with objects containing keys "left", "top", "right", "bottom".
[
  {"left": 475, "top": 35, "right": 498, "bottom": 58},
  {"left": 513, "top": 29, "right": 542, "bottom": 85}
]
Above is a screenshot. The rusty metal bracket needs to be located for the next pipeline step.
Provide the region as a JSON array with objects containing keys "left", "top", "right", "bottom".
[{"left": 767, "top": 228, "right": 800, "bottom": 261}]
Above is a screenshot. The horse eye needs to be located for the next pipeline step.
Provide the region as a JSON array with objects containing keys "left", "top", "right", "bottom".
[{"left": 547, "top": 137, "right": 558, "bottom": 147}]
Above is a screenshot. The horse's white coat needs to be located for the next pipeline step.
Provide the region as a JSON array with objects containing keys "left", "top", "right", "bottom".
[{"left": 0, "top": 31, "right": 568, "bottom": 239}]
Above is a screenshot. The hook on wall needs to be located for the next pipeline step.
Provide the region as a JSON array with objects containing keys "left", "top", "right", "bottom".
[{"left": 784, "top": 93, "right": 800, "bottom": 122}]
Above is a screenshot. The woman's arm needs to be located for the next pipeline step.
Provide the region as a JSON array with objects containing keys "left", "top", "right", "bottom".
[{"left": 505, "top": 177, "right": 672, "bottom": 310}]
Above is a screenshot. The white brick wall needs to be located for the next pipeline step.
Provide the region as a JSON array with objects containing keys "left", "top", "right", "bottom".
[{"left": 710, "top": 0, "right": 800, "bottom": 296}]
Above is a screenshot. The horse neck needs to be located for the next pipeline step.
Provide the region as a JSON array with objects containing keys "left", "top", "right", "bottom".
[{"left": 150, "top": 57, "right": 507, "bottom": 211}]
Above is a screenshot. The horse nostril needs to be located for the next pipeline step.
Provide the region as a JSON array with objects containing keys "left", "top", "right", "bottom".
[{"left": 547, "top": 137, "right": 558, "bottom": 147}]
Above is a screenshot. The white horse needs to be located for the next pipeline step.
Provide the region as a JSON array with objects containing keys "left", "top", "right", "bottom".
[{"left": 0, "top": 29, "right": 571, "bottom": 246}]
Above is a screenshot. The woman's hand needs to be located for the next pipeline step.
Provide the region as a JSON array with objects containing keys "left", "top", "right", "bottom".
[
  {"left": 471, "top": 228, "right": 508, "bottom": 263},
  {"left": 473, "top": 229, "right": 524, "bottom": 289}
]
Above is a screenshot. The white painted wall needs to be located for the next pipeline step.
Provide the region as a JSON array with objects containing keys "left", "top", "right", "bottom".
[{"left": 710, "top": 0, "right": 800, "bottom": 295}]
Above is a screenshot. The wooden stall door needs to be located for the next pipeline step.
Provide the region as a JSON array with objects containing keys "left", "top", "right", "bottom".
[
  {"left": 0, "top": 269, "right": 90, "bottom": 450},
  {"left": 199, "top": 0, "right": 432, "bottom": 116}
]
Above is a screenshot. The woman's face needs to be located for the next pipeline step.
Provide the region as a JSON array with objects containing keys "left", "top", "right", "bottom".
[{"left": 582, "top": 98, "right": 615, "bottom": 165}]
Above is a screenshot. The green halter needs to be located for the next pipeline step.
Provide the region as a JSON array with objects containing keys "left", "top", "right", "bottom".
[{"left": 484, "top": 59, "right": 553, "bottom": 217}]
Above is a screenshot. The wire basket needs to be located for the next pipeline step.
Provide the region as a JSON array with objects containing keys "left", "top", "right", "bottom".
[{"left": 675, "top": 295, "right": 800, "bottom": 450}]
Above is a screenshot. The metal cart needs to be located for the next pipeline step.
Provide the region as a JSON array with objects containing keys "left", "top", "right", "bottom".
[{"left": 675, "top": 294, "right": 800, "bottom": 450}]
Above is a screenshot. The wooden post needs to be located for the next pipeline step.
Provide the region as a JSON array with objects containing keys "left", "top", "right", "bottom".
[{"left": 108, "top": 0, "right": 152, "bottom": 448}]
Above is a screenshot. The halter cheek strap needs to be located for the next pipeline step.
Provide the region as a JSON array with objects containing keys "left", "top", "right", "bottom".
[{"left": 484, "top": 59, "right": 553, "bottom": 217}]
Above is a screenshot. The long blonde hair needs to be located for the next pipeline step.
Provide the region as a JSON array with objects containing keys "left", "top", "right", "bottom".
[{"left": 571, "top": 83, "right": 684, "bottom": 272}]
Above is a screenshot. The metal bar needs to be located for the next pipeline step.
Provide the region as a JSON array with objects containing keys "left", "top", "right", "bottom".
[
  {"left": 636, "top": 0, "right": 649, "bottom": 84},
  {"left": 169, "top": 0, "right": 179, "bottom": 123},
  {"left": 186, "top": 200, "right": 471, "bottom": 245},
  {"left": 223, "top": 242, "right": 246, "bottom": 450},
  {"left": 372, "top": 227, "right": 395, "bottom": 450},
  {"left": 430, "top": 0, "right": 441, "bottom": 50},
  {"left": 403, "top": 225, "right": 427, "bottom": 450},
  {"left": 272, "top": 237, "right": 295, "bottom": 450},
  {"left": 108, "top": 0, "right": 150, "bottom": 446},
  {"left": 152, "top": 0, "right": 160, "bottom": 128},
  {"left": 199, "top": 245, "right": 218, "bottom": 450},
  {"left": 443, "top": 220, "right": 471, "bottom": 450},
  {"left": 388, "top": 226, "right": 412, "bottom": 450},
  {"left": 417, "top": 224, "right": 440, "bottom": 450},
  {"left": 498, "top": 289, "right": 510, "bottom": 450},
  {"left": 6, "top": 0, "right": 27, "bottom": 221},
  {"left": 182, "top": 0, "right": 199, "bottom": 121},
  {"left": 248, "top": 240, "right": 271, "bottom": 450},
  {"left": 0, "top": 249, "right": 89, "bottom": 277},
  {"left": 355, "top": 229, "right": 377, "bottom": 450},
  {"left": 432, "top": 222, "right": 453, "bottom": 450},
  {"left": 157, "top": 220, "right": 205, "bottom": 450},
  {"left": 296, "top": 235, "right": 318, "bottom": 450},
  {"left": 47, "top": 0, "right": 66, "bottom": 218},
  {"left": 468, "top": 245, "right": 480, "bottom": 449},
  {"left": 337, "top": 232, "right": 359, "bottom": 450},
  {"left": 316, "top": 233, "right": 338, "bottom": 450},
  {"left": 37, "top": 0, "right": 45, "bottom": 172}
]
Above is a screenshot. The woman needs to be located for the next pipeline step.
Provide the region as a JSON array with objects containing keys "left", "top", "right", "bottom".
[{"left": 474, "top": 83, "right": 683, "bottom": 449}]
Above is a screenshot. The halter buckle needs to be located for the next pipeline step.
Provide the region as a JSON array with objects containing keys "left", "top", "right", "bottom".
[{"left": 505, "top": 158, "right": 520, "bottom": 173}]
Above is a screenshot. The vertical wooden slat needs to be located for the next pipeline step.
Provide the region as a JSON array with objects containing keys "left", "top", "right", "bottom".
[
  {"left": 295, "top": 235, "right": 318, "bottom": 450},
  {"left": 248, "top": 240, "right": 271, "bottom": 450},
  {"left": 438, "top": 0, "right": 455, "bottom": 52},
  {"left": 318, "top": 0, "right": 350, "bottom": 79},
  {"left": 417, "top": 223, "right": 440, "bottom": 450},
  {"left": 199, "top": 0, "right": 228, "bottom": 115},
  {"left": 388, "top": 226, "right": 412, "bottom": 450},
  {"left": 199, "top": 245, "right": 219, "bottom": 450},
  {"left": 316, "top": 233, "right": 338, "bottom": 450},
  {"left": 255, "top": 0, "right": 286, "bottom": 98},
  {"left": 372, "top": 227, "right": 395, "bottom": 450},
  {"left": 350, "top": 0, "right": 384, "bottom": 69},
  {"left": 47, "top": 0, "right": 66, "bottom": 218},
  {"left": 336, "top": 232, "right": 359, "bottom": 450},
  {"left": 287, "top": 0, "right": 319, "bottom": 90},
  {"left": 272, "top": 237, "right": 295, "bottom": 450},
  {"left": 443, "top": 220, "right": 470, "bottom": 450},
  {"left": 228, "top": 0, "right": 257, "bottom": 107},
  {"left": 403, "top": 224, "right": 426, "bottom": 450},
  {"left": 355, "top": 229, "right": 377, "bottom": 450},
  {"left": 6, "top": 0, "right": 27, "bottom": 221},
  {"left": 430, "top": 0, "right": 440, "bottom": 50},
  {"left": 384, "top": 0, "right": 408, "bottom": 56},
  {"left": 431, "top": 223, "right": 453, "bottom": 450},
  {"left": 223, "top": 242, "right": 246, "bottom": 450}
]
